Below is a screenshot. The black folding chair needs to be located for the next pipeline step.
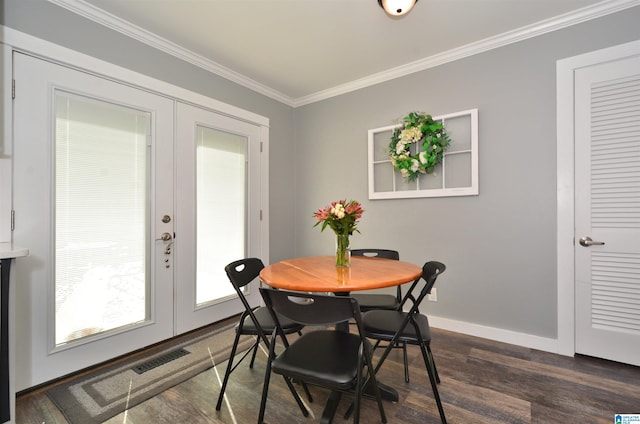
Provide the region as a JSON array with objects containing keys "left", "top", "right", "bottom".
[
  {"left": 361, "top": 261, "right": 447, "bottom": 423},
  {"left": 349, "top": 248, "right": 418, "bottom": 383},
  {"left": 259, "top": 288, "right": 387, "bottom": 424},
  {"left": 215, "top": 258, "right": 309, "bottom": 412},
  {"left": 350, "top": 249, "right": 402, "bottom": 312}
]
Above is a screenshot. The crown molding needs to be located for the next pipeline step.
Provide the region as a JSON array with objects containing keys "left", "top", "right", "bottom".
[
  {"left": 48, "top": 0, "right": 640, "bottom": 108},
  {"left": 294, "top": 0, "right": 640, "bottom": 106},
  {"left": 46, "top": 0, "right": 298, "bottom": 107},
  {"left": 0, "top": 26, "right": 270, "bottom": 126}
]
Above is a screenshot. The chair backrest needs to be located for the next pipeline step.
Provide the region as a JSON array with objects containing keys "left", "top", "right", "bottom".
[
  {"left": 225, "top": 257, "right": 264, "bottom": 290},
  {"left": 351, "top": 248, "right": 399, "bottom": 261},
  {"left": 351, "top": 249, "right": 401, "bottom": 301},
  {"left": 420, "top": 261, "right": 446, "bottom": 297},
  {"left": 399, "top": 261, "right": 446, "bottom": 313},
  {"left": 378, "top": 261, "right": 446, "bottom": 347},
  {"left": 260, "top": 288, "right": 361, "bottom": 328},
  {"left": 224, "top": 258, "right": 267, "bottom": 340}
]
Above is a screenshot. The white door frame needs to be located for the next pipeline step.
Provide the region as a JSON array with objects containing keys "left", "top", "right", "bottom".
[{"left": 556, "top": 39, "right": 640, "bottom": 357}]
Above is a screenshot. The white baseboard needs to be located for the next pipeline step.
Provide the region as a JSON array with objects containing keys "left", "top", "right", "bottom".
[{"left": 429, "top": 315, "right": 566, "bottom": 356}]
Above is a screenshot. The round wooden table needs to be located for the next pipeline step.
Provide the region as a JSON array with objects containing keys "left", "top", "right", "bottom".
[
  {"left": 259, "top": 255, "right": 422, "bottom": 423},
  {"left": 259, "top": 255, "right": 422, "bottom": 293}
]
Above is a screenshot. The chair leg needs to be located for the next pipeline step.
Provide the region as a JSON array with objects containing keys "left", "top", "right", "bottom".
[
  {"left": 345, "top": 349, "right": 388, "bottom": 423},
  {"left": 372, "top": 339, "right": 382, "bottom": 351},
  {"left": 300, "top": 379, "right": 313, "bottom": 402},
  {"left": 368, "top": 377, "right": 387, "bottom": 423},
  {"left": 372, "top": 338, "right": 395, "bottom": 376},
  {"left": 259, "top": 363, "right": 309, "bottom": 421},
  {"left": 215, "top": 330, "right": 242, "bottom": 410},
  {"left": 344, "top": 382, "right": 387, "bottom": 423},
  {"left": 249, "top": 335, "right": 260, "bottom": 368},
  {"left": 419, "top": 342, "right": 446, "bottom": 423},
  {"left": 401, "top": 342, "right": 410, "bottom": 383},
  {"left": 363, "top": 348, "right": 387, "bottom": 424},
  {"left": 344, "top": 402, "right": 354, "bottom": 420},
  {"left": 427, "top": 345, "right": 440, "bottom": 384},
  {"left": 353, "top": 359, "right": 362, "bottom": 424},
  {"left": 282, "top": 376, "right": 309, "bottom": 417},
  {"left": 344, "top": 337, "right": 394, "bottom": 420},
  {"left": 257, "top": 352, "right": 273, "bottom": 424},
  {"left": 259, "top": 333, "right": 308, "bottom": 423}
]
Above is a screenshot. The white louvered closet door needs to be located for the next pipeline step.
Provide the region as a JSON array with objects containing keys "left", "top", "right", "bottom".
[{"left": 574, "top": 54, "right": 640, "bottom": 366}]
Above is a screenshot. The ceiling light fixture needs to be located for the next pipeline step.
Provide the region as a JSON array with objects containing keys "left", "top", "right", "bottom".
[{"left": 378, "top": 0, "right": 418, "bottom": 16}]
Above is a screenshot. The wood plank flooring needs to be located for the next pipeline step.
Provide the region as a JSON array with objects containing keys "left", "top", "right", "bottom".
[{"left": 16, "top": 327, "right": 640, "bottom": 423}]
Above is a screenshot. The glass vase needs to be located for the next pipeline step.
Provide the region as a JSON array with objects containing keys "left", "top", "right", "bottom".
[{"left": 335, "top": 233, "right": 351, "bottom": 267}]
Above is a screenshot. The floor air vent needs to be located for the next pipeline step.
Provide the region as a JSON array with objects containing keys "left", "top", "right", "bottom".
[{"left": 132, "top": 348, "right": 190, "bottom": 374}]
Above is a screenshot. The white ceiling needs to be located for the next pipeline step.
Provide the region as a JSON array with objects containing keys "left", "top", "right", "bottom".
[{"left": 54, "top": 0, "right": 636, "bottom": 105}]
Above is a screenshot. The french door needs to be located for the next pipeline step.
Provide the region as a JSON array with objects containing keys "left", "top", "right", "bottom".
[
  {"left": 174, "top": 102, "right": 263, "bottom": 332},
  {"left": 11, "top": 52, "right": 264, "bottom": 389}
]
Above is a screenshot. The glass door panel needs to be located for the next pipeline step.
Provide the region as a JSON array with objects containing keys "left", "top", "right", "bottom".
[
  {"left": 54, "top": 92, "right": 150, "bottom": 345},
  {"left": 175, "top": 102, "right": 263, "bottom": 333},
  {"left": 196, "top": 127, "right": 247, "bottom": 305}
]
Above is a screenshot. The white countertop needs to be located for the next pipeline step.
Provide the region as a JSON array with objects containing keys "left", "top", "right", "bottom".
[{"left": 0, "top": 243, "right": 29, "bottom": 260}]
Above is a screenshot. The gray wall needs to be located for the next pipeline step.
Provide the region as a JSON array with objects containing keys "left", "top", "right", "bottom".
[
  {"left": 2, "top": 0, "right": 298, "bottom": 263},
  {"left": 293, "top": 7, "right": 640, "bottom": 339},
  {"left": 4, "top": 0, "right": 640, "bottom": 340}
]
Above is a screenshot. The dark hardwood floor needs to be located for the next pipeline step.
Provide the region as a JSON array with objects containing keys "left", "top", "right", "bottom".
[{"left": 16, "top": 327, "right": 640, "bottom": 423}]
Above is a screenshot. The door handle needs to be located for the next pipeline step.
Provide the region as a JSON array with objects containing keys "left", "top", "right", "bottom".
[
  {"left": 157, "top": 232, "right": 173, "bottom": 242},
  {"left": 579, "top": 236, "right": 605, "bottom": 247}
]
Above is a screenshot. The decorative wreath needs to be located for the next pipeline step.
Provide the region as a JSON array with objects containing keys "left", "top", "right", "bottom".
[{"left": 389, "top": 111, "right": 451, "bottom": 182}]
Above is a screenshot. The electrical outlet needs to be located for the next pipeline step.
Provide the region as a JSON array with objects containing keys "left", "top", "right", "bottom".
[{"left": 427, "top": 288, "right": 437, "bottom": 301}]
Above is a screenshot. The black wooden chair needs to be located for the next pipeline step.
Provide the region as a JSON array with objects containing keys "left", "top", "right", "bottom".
[
  {"left": 361, "top": 261, "right": 447, "bottom": 423},
  {"left": 215, "top": 258, "right": 309, "bottom": 412},
  {"left": 258, "top": 288, "right": 387, "bottom": 424}
]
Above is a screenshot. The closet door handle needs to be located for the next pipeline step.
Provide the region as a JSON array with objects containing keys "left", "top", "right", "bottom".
[{"left": 579, "top": 236, "right": 605, "bottom": 247}]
